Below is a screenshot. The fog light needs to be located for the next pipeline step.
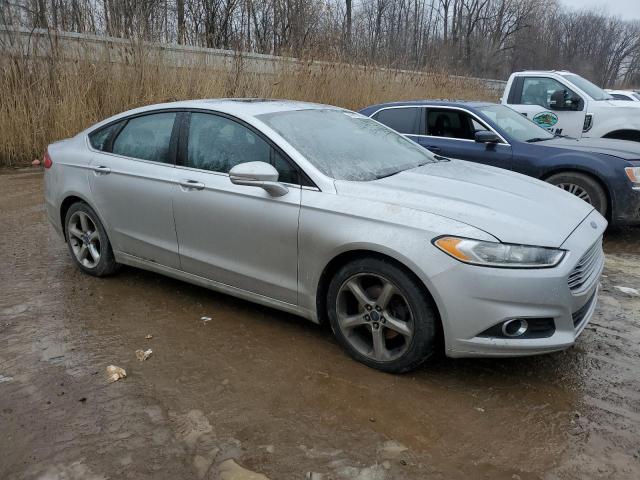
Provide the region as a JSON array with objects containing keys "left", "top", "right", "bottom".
[{"left": 501, "top": 318, "right": 529, "bottom": 337}]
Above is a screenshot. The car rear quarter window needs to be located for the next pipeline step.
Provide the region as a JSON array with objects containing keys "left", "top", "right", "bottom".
[
  {"left": 373, "top": 107, "right": 421, "bottom": 135},
  {"left": 88, "top": 121, "right": 123, "bottom": 151},
  {"left": 112, "top": 113, "right": 177, "bottom": 163}
]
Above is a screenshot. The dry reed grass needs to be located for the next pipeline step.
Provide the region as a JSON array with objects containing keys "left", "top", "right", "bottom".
[{"left": 0, "top": 41, "right": 495, "bottom": 167}]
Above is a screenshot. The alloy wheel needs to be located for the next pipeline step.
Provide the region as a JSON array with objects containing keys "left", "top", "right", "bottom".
[
  {"left": 67, "top": 211, "right": 101, "bottom": 268},
  {"left": 556, "top": 183, "right": 592, "bottom": 204},
  {"left": 335, "top": 273, "right": 414, "bottom": 362}
]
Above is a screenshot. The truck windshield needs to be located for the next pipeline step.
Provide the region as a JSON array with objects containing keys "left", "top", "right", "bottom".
[
  {"left": 561, "top": 74, "right": 613, "bottom": 101},
  {"left": 477, "top": 105, "right": 554, "bottom": 143},
  {"left": 257, "top": 109, "right": 435, "bottom": 181}
]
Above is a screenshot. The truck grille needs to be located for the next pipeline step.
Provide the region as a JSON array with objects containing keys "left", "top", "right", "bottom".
[{"left": 568, "top": 238, "right": 604, "bottom": 294}]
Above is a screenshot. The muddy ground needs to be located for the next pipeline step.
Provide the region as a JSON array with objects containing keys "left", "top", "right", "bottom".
[{"left": 1, "top": 170, "right": 639, "bottom": 480}]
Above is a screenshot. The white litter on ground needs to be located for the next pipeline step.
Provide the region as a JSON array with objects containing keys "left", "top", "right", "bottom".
[
  {"left": 106, "top": 365, "right": 126, "bottom": 382},
  {"left": 201, "top": 316, "right": 212, "bottom": 323},
  {"left": 0, "top": 374, "right": 13, "bottom": 384},
  {"left": 614, "top": 286, "right": 639, "bottom": 296},
  {"left": 135, "top": 349, "right": 153, "bottom": 361}
]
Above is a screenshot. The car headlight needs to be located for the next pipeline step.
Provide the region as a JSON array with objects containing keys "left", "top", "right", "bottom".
[
  {"left": 433, "top": 236, "right": 565, "bottom": 268},
  {"left": 625, "top": 167, "right": 640, "bottom": 187}
]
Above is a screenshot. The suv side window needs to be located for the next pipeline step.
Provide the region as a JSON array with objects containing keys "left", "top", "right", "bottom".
[
  {"left": 112, "top": 113, "right": 177, "bottom": 163},
  {"left": 521, "top": 77, "right": 578, "bottom": 109},
  {"left": 610, "top": 93, "right": 633, "bottom": 101},
  {"left": 89, "top": 121, "right": 124, "bottom": 151},
  {"left": 186, "top": 112, "right": 300, "bottom": 185},
  {"left": 373, "top": 107, "right": 421, "bottom": 135}
]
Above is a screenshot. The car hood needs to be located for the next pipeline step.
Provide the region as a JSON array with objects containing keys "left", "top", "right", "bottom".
[
  {"left": 334, "top": 160, "right": 594, "bottom": 248},
  {"left": 541, "top": 137, "right": 640, "bottom": 160}
]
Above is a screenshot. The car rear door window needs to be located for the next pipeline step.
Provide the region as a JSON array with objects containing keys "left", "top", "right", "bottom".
[
  {"left": 112, "top": 113, "right": 177, "bottom": 163},
  {"left": 373, "top": 108, "right": 421, "bottom": 135},
  {"left": 186, "top": 112, "right": 300, "bottom": 184}
]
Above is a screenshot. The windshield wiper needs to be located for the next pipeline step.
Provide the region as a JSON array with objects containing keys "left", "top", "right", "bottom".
[{"left": 526, "top": 137, "right": 553, "bottom": 143}]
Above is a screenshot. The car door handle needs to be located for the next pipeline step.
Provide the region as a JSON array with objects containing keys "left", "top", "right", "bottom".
[
  {"left": 426, "top": 146, "right": 441, "bottom": 152},
  {"left": 179, "top": 179, "right": 205, "bottom": 190},
  {"left": 92, "top": 165, "right": 111, "bottom": 174}
]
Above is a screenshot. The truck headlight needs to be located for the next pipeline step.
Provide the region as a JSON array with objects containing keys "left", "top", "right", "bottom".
[{"left": 433, "top": 236, "right": 565, "bottom": 268}]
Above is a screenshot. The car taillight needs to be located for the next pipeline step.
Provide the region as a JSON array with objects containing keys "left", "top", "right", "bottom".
[{"left": 43, "top": 151, "right": 53, "bottom": 169}]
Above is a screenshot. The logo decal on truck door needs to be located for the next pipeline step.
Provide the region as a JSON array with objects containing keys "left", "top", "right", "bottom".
[{"left": 532, "top": 111, "right": 559, "bottom": 128}]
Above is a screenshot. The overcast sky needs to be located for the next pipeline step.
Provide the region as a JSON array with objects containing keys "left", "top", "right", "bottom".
[{"left": 560, "top": 0, "right": 640, "bottom": 19}]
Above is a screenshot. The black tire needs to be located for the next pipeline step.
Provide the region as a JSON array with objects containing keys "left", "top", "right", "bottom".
[
  {"left": 546, "top": 172, "right": 608, "bottom": 216},
  {"left": 64, "top": 202, "right": 119, "bottom": 277},
  {"left": 326, "top": 257, "right": 438, "bottom": 373}
]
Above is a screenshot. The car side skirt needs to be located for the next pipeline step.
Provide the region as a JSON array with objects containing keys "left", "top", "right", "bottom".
[{"left": 114, "top": 251, "right": 318, "bottom": 323}]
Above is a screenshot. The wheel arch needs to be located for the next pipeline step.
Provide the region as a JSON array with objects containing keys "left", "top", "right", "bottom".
[
  {"left": 315, "top": 249, "right": 444, "bottom": 343},
  {"left": 59, "top": 194, "right": 106, "bottom": 239},
  {"left": 540, "top": 168, "right": 613, "bottom": 220},
  {"left": 602, "top": 129, "right": 640, "bottom": 142}
]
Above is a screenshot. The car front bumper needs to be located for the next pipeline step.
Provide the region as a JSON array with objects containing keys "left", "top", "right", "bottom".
[{"left": 430, "top": 210, "right": 606, "bottom": 358}]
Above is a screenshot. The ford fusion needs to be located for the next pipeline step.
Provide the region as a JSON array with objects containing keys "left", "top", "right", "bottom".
[{"left": 44, "top": 100, "right": 606, "bottom": 373}]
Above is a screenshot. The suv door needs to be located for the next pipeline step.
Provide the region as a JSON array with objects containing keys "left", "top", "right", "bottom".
[
  {"left": 417, "top": 108, "right": 512, "bottom": 170},
  {"left": 88, "top": 112, "right": 181, "bottom": 268},
  {"left": 172, "top": 111, "right": 301, "bottom": 304},
  {"left": 506, "top": 76, "right": 586, "bottom": 138}
]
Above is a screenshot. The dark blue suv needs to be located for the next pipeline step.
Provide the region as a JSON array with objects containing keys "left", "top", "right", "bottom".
[{"left": 360, "top": 101, "right": 640, "bottom": 225}]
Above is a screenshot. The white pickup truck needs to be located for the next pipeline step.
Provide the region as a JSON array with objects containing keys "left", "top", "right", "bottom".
[{"left": 501, "top": 70, "right": 640, "bottom": 142}]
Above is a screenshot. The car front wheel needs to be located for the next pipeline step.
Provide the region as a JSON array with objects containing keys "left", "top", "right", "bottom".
[
  {"left": 546, "top": 172, "right": 608, "bottom": 216},
  {"left": 64, "top": 202, "right": 118, "bottom": 277},
  {"left": 327, "top": 257, "right": 438, "bottom": 373}
]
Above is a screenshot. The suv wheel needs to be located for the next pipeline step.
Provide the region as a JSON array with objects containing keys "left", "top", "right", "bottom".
[{"left": 326, "top": 258, "right": 438, "bottom": 373}]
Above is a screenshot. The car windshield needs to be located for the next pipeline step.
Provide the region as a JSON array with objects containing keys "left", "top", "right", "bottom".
[
  {"left": 561, "top": 74, "right": 613, "bottom": 101},
  {"left": 634, "top": 93, "right": 640, "bottom": 101},
  {"left": 257, "top": 109, "right": 435, "bottom": 181},
  {"left": 477, "top": 105, "right": 554, "bottom": 142}
]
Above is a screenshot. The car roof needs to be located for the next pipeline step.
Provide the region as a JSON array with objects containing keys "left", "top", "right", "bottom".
[
  {"left": 85, "top": 98, "right": 345, "bottom": 133},
  {"left": 360, "top": 100, "right": 497, "bottom": 113}
]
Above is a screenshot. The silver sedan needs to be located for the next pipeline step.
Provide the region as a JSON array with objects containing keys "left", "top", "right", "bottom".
[{"left": 43, "top": 100, "right": 606, "bottom": 372}]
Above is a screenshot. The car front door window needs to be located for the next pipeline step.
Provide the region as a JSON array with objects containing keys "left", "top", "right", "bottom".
[{"left": 186, "top": 112, "right": 299, "bottom": 184}]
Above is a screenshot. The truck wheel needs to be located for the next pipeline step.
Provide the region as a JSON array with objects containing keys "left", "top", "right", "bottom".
[
  {"left": 326, "top": 257, "right": 438, "bottom": 373},
  {"left": 546, "top": 172, "right": 608, "bottom": 216}
]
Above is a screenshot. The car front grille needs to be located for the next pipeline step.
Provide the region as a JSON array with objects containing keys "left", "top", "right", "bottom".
[
  {"left": 572, "top": 292, "right": 597, "bottom": 329},
  {"left": 568, "top": 237, "right": 604, "bottom": 294}
]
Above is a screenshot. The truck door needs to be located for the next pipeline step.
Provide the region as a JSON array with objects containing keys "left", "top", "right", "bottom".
[{"left": 505, "top": 76, "right": 586, "bottom": 138}]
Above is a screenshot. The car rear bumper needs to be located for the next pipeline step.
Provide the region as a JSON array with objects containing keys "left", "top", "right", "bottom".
[{"left": 429, "top": 210, "right": 606, "bottom": 358}]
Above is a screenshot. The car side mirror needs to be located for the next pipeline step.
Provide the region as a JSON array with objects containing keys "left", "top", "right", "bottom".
[
  {"left": 474, "top": 130, "right": 500, "bottom": 144},
  {"left": 229, "top": 161, "right": 288, "bottom": 197}
]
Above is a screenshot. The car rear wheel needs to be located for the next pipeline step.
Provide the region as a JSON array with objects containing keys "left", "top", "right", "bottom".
[
  {"left": 64, "top": 202, "right": 118, "bottom": 277},
  {"left": 327, "top": 258, "right": 438, "bottom": 373},
  {"left": 546, "top": 172, "right": 608, "bottom": 216}
]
